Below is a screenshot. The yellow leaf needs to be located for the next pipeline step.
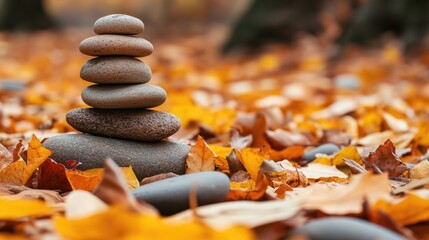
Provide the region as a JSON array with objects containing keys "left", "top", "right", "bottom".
[
  {"left": 332, "top": 146, "right": 363, "bottom": 166},
  {"left": 235, "top": 148, "right": 267, "bottom": 181},
  {"left": 0, "top": 135, "right": 51, "bottom": 185},
  {"left": 186, "top": 136, "right": 216, "bottom": 173},
  {"left": 0, "top": 199, "right": 52, "bottom": 220},
  {"left": 54, "top": 205, "right": 254, "bottom": 240},
  {"left": 66, "top": 166, "right": 139, "bottom": 191},
  {"left": 210, "top": 145, "right": 233, "bottom": 174},
  {"left": 373, "top": 193, "right": 429, "bottom": 226}
]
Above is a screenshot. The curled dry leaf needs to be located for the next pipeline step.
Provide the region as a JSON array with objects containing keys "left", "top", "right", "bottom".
[
  {"left": 169, "top": 198, "right": 301, "bottom": 230},
  {"left": 362, "top": 139, "right": 408, "bottom": 177},
  {"left": 140, "top": 172, "right": 179, "bottom": 185},
  {"left": 298, "top": 172, "right": 391, "bottom": 215},
  {"left": 93, "top": 158, "right": 157, "bottom": 215},
  {"left": 229, "top": 128, "right": 252, "bottom": 150},
  {"left": 0, "top": 143, "right": 12, "bottom": 171}
]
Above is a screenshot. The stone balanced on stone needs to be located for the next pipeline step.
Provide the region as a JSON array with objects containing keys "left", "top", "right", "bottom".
[
  {"left": 43, "top": 14, "right": 190, "bottom": 180},
  {"left": 44, "top": 14, "right": 230, "bottom": 215}
]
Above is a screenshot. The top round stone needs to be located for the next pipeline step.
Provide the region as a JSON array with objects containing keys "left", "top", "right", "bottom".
[{"left": 94, "top": 14, "right": 144, "bottom": 35}]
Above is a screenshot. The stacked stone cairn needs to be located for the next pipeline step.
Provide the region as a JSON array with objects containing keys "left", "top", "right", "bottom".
[{"left": 44, "top": 14, "right": 230, "bottom": 215}]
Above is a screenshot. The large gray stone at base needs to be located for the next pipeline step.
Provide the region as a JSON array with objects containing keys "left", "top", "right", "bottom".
[
  {"left": 287, "top": 217, "right": 405, "bottom": 240},
  {"left": 43, "top": 134, "right": 189, "bottom": 180},
  {"left": 132, "top": 172, "right": 230, "bottom": 216}
]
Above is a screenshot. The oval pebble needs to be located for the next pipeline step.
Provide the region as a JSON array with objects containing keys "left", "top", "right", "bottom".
[
  {"left": 79, "top": 35, "right": 153, "bottom": 57},
  {"left": 80, "top": 57, "right": 151, "bottom": 84},
  {"left": 287, "top": 217, "right": 406, "bottom": 240},
  {"left": 132, "top": 172, "right": 230, "bottom": 215},
  {"left": 43, "top": 134, "right": 189, "bottom": 180},
  {"left": 94, "top": 14, "right": 144, "bottom": 35},
  {"left": 66, "top": 108, "right": 181, "bottom": 141},
  {"left": 82, "top": 84, "right": 166, "bottom": 109},
  {"left": 303, "top": 143, "right": 340, "bottom": 162}
]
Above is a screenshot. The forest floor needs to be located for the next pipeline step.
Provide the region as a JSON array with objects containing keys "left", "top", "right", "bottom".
[{"left": 1, "top": 29, "right": 429, "bottom": 239}]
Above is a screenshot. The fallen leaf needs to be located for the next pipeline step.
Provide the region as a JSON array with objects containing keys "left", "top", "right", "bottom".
[
  {"left": 300, "top": 163, "right": 348, "bottom": 179},
  {"left": 38, "top": 158, "right": 72, "bottom": 192},
  {"left": 140, "top": 172, "right": 179, "bottom": 185},
  {"left": 0, "top": 143, "right": 12, "bottom": 171},
  {"left": 373, "top": 193, "right": 429, "bottom": 226},
  {"left": 0, "top": 135, "right": 51, "bottom": 185},
  {"left": 227, "top": 172, "right": 269, "bottom": 201},
  {"left": 235, "top": 147, "right": 268, "bottom": 181},
  {"left": 410, "top": 160, "right": 429, "bottom": 179},
  {"left": 55, "top": 205, "right": 253, "bottom": 240},
  {"left": 298, "top": 172, "right": 391, "bottom": 214},
  {"left": 93, "top": 158, "right": 156, "bottom": 214},
  {"left": 65, "top": 165, "right": 139, "bottom": 192},
  {"left": 362, "top": 139, "right": 408, "bottom": 177},
  {"left": 0, "top": 199, "right": 52, "bottom": 220},
  {"left": 169, "top": 198, "right": 301, "bottom": 230},
  {"left": 268, "top": 145, "right": 305, "bottom": 162},
  {"left": 1, "top": 188, "right": 63, "bottom": 206},
  {"left": 229, "top": 129, "right": 252, "bottom": 150},
  {"left": 186, "top": 135, "right": 216, "bottom": 173},
  {"left": 266, "top": 129, "right": 313, "bottom": 149}
]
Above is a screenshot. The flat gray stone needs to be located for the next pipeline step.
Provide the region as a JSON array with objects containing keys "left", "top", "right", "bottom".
[
  {"left": 287, "top": 217, "right": 405, "bottom": 240},
  {"left": 80, "top": 57, "right": 151, "bottom": 84},
  {"left": 43, "top": 134, "right": 190, "bottom": 180},
  {"left": 131, "top": 172, "right": 230, "bottom": 215},
  {"left": 302, "top": 143, "right": 340, "bottom": 162},
  {"left": 80, "top": 35, "right": 153, "bottom": 57},
  {"left": 82, "top": 84, "right": 166, "bottom": 109},
  {"left": 66, "top": 108, "right": 181, "bottom": 141},
  {"left": 94, "top": 14, "right": 144, "bottom": 35}
]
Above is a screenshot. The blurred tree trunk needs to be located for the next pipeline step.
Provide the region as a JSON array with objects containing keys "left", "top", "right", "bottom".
[
  {"left": 222, "top": 0, "right": 324, "bottom": 53},
  {"left": 224, "top": 0, "right": 429, "bottom": 54},
  {"left": 339, "top": 0, "right": 429, "bottom": 51},
  {"left": 0, "top": 0, "right": 55, "bottom": 31}
]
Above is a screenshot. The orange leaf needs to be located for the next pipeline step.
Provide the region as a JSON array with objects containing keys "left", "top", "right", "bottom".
[
  {"left": 373, "top": 193, "right": 429, "bottom": 226},
  {"left": 227, "top": 172, "right": 269, "bottom": 201},
  {"left": 66, "top": 166, "right": 139, "bottom": 191},
  {"left": 186, "top": 136, "right": 216, "bottom": 173},
  {"left": 0, "top": 135, "right": 51, "bottom": 185}
]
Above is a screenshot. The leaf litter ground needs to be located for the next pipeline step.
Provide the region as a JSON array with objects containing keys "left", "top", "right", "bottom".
[{"left": 1, "top": 30, "right": 429, "bottom": 239}]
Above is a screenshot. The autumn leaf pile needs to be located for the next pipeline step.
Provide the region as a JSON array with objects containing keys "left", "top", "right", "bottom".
[{"left": 2, "top": 30, "right": 429, "bottom": 239}]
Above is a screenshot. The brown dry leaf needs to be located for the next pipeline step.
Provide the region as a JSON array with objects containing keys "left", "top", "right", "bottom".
[
  {"left": 0, "top": 143, "right": 12, "bottom": 171},
  {"left": 266, "top": 129, "right": 313, "bottom": 149},
  {"left": 38, "top": 158, "right": 73, "bottom": 192},
  {"left": 1, "top": 188, "right": 63, "bottom": 206},
  {"left": 186, "top": 135, "right": 216, "bottom": 173},
  {"left": 373, "top": 193, "right": 429, "bottom": 226},
  {"left": 227, "top": 172, "right": 269, "bottom": 201},
  {"left": 0, "top": 135, "right": 51, "bottom": 185},
  {"left": 229, "top": 128, "right": 252, "bottom": 150},
  {"left": 362, "top": 139, "right": 408, "bottom": 177},
  {"left": 93, "top": 158, "right": 156, "bottom": 214},
  {"left": 140, "top": 172, "right": 179, "bottom": 185},
  {"left": 298, "top": 172, "right": 391, "bottom": 214}
]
